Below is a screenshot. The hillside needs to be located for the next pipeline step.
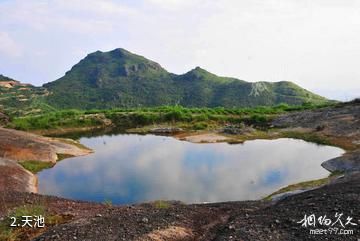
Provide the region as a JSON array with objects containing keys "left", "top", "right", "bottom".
[
  {"left": 0, "top": 75, "right": 53, "bottom": 116},
  {"left": 43, "top": 48, "right": 328, "bottom": 109}
]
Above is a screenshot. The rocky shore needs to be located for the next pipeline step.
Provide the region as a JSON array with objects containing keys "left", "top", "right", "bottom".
[
  {"left": 0, "top": 127, "right": 92, "bottom": 193},
  {"left": 272, "top": 100, "right": 360, "bottom": 172}
]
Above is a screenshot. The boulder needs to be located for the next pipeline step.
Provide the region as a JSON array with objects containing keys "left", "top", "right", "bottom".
[
  {"left": 222, "top": 124, "right": 254, "bottom": 135},
  {"left": 0, "top": 127, "right": 92, "bottom": 163},
  {"left": 150, "top": 127, "right": 183, "bottom": 135},
  {"left": 0, "top": 158, "right": 37, "bottom": 192}
]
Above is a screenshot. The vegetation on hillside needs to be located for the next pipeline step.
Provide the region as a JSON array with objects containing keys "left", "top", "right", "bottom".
[
  {"left": 0, "top": 48, "right": 331, "bottom": 117},
  {"left": 0, "top": 75, "right": 53, "bottom": 117},
  {"left": 43, "top": 48, "right": 329, "bottom": 109}
]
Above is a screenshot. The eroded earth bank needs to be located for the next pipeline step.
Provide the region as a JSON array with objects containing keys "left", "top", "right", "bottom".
[{"left": 0, "top": 101, "right": 359, "bottom": 241}]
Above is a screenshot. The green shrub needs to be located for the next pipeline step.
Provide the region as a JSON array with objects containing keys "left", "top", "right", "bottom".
[
  {"left": 194, "top": 114, "right": 209, "bottom": 121},
  {"left": 193, "top": 122, "right": 208, "bottom": 130},
  {"left": 164, "top": 110, "right": 186, "bottom": 122}
]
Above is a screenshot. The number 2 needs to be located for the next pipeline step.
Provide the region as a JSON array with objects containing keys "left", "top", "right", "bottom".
[{"left": 10, "top": 217, "right": 17, "bottom": 227}]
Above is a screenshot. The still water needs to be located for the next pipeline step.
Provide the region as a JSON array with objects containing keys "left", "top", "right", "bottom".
[{"left": 38, "top": 134, "right": 344, "bottom": 204}]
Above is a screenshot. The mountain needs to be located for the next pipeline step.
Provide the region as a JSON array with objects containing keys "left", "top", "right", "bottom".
[
  {"left": 0, "top": 75, "right": 52, "bottom": 116},
  {"left": 41, "top": 48, "right": 327, "bottom": 109},
  {"left": 0, "top": 74, "right": 25, "bottom": 88}
]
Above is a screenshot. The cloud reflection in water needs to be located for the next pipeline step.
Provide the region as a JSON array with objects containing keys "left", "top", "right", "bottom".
[{"left": 38, "top": 135, "right": 344, "bottom": 204}]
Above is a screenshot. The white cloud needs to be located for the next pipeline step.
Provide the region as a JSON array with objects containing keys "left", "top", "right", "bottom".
[
  {"left": 0, "top": 0, "right": 359, "bottom": 99},
  {"left": 38, "top": 136, "right": 344, "bottom": 203},
  {"left": 145, "top": 0, "right": 205, "bottom": 9},
  {"left": 0, "top": 0, "right": 137, "bottom": 34},
  {"left": 55, "top": 0, "right": 136, "bottom": 15},
  {"left": 0, "top": 32, "right": 22, "bottom": 58}
]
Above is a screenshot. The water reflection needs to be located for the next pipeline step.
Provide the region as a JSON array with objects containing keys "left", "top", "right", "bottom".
[{"left": 38, "top": 135, "right": 344, "bottom": 204}]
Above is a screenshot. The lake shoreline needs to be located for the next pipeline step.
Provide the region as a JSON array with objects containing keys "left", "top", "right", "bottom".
[{"left": 2, "top": 101, "right": 359, "bottom": 196}]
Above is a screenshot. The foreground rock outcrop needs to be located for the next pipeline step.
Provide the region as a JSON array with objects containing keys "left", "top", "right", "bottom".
[
  {"left": 0, "top": 158, "right": 37, "bottom": 193},
  {"left": 322, "top": 149, "right": 360, "bottom": 172},
  {"left": 0, "top": 127, "right": 92, "bottom": 192},
  {"left": 0, "top": 127, "right": 92, "bottom": 163}
]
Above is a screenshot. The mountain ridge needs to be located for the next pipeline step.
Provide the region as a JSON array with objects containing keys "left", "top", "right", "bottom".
[
  {"left": 1, "top": 48, "right": 329, "bottom": 112},
  {"left": 43, "top": 48, "right": 328, "bottom": 109}
]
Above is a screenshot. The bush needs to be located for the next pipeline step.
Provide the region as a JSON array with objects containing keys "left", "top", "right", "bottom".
[
  {"left": 194, "top": 114, "right": 209, "bottom": 121},
  {"left": 193, "top": 122, "right": 208, "bottom": 130},
  {"left": 247, "top": 114, "right": 270, "bottom": 127},
  {"left": 164, "top": 110, "right": 187, "bottom": 122}
]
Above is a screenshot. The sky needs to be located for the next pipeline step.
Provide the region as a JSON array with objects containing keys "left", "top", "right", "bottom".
[{"left": 0, "top": 0, "right": 359, "bottom": 101}]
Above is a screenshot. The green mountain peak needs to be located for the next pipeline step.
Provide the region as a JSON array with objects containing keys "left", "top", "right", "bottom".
[{"left": 42, "top": 48, "right": 328, "bottom": 109}]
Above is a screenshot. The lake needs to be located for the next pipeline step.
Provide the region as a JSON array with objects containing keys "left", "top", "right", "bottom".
[{"left": 38, "top": 134, "right": 344, "bottom": 204}]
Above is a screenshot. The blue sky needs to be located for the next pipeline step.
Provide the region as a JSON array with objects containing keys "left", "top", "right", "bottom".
[{"left": 0, "top": 0, "right": 359, "bottom": 100}]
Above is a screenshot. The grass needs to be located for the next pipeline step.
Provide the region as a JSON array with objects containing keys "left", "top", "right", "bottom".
[
  {"left": 264, "top": 171, "right": 345, "bottom": 201},
  {"left": 8, "top": 109, "right": 104, "bottom": 130},
  {"left": 56, "top": 153, "right": 75, "bottom": 161},
  {"left": 153, "top": 200, "right": 171, "bottom": 209},
  {"left": 102, "top": 199, "right": 113, "bottom": 207},
  {"left": 329, "top": 170, "right": 345, "bottom": 177},
  {"left": 264, "top": 178, "right": 329, "bottom": 201},
  {"left": 193, "top": 122, "right": 208, "bottom": 130},
  {"left": 19, "top": 161, "right": 54, "bottom": 174},
  {"left": 7, "top": 103, "right": 332, "bottom": 131}
]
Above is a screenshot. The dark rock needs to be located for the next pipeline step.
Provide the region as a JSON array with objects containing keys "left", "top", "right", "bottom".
[
  {"left": 150, "top": 127, "right": 183, "bottom": 134},
  {"left": 222, "top": 124, "right": 254, "bottom": 135},
  {"left": 322, "top": 150, "right": 360, "bottom": 172},
  {"left": 272, "top": 101, "right": 360, "bottom": 138}
]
